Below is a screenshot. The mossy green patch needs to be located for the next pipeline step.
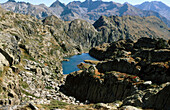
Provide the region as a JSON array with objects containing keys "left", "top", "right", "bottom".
[
  {"left": 0, "top": 70, "right": 2, "bottom": 77},
  {"left": 45, "top": 86, "right": 53, "bottom": 89},
  {"left": 21, "top": 89, "right": 40, "bottom": 98},
  {"left": 20, "top": 48, "right": 38, "bottom": 63},
  {"left": 41, "top": 100, "right": 69, "bottom": 110},
  {"left": 0, "top": 86, "right": 3, "bottom": 93},
  {"left": 20, "top": 79, "right": 29, "bottom": 89}
]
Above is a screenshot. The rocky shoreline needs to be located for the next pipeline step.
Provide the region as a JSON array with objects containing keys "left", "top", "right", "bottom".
[{"left": 62, "top": 37, "right": 170, "bottom": 109}]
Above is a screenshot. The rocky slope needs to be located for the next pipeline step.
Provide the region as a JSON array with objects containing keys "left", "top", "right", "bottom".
[
  {"left": 0, "top": 6, "right": 119, "bottom": 109},
  {"left": 0, "top": 7, "right": 86, "bottom": 109},
  {"left": 1, "top": 0, "right": 170, "bottom": 27},
  {"left": 93, "top": 15, "right": 170, "bottom": 41},
  {"left": 42, "top": 14, "right": 170, "bottom": 48},
  {"left": 63, "top": 37, "right": 170, "bottom": 109},
  {"left": 135, "top": 1, "right": 170, "bottom": 20}
]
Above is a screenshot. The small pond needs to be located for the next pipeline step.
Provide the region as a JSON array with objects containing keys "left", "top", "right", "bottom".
[{"left": 62, "top": 53, "right": 98, "bottom": 74}]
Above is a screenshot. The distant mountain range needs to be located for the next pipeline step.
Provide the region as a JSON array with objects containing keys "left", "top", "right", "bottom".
[
  {"left": 135, "top": 1, "right": 170, "bottom": 20},
  {"left": 0, "top": 0, "right": 170, "bottom": 27}
]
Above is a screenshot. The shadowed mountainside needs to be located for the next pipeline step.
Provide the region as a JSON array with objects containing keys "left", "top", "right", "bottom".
[{"left": 93, "top": 15, "right": 170, "bottom": 41}]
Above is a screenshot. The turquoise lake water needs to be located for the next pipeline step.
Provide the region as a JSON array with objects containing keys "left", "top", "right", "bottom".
[{"left": 62, "top": 53, "right": 98, "bottom": 74}]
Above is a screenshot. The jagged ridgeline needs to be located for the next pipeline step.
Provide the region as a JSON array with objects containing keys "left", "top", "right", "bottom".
[
  {"left": 1, "top": 0, "right": 170, "bottom": 28},
  {"left": 0, "top": 6, "right": 170, "bottom": 109},
  {"left": 93, "top": 15, "right": 170, "bottom": 41}
]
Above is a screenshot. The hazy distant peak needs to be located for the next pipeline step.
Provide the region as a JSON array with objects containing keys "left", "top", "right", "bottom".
[
  {"left": 123, "top": 2, "right": 134, "bottom": 6},
  {"left": 135, "top": 1, "right": 170, "bottom": 9},
  {"left": 84, "top": 0, "right": 93, "bottom": 4},
  {"left": 135, "top": 1, "right": 170, "bottom": 20},
  {"left": 39, "top": 3, "right": 47, "bottom": 7},
  {"left": 123, "top": 2, "right": 129, "bottom": 4},
  {"left": 85, "top": 0, "right": 93, "bottom": 2},
  {"left": 50, "top": 0, "right": 65, "bottom": 8},
  {"left": 67, "top": 1, "right": 82, "bottom": 6},
  {"left": 8, "top": 0, "right": 16, "bottom": 2}
]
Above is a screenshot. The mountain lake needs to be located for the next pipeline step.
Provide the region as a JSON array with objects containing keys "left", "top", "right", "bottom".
[{"left": 62, "top": 53, "right": 98, "bottom": 74}]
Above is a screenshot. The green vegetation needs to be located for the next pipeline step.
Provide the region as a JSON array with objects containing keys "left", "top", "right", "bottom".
[
  {"left": 0, "top": 70, "right": 3, "bottom": 93},
  {"left": 41, "top": 55, "right": 46, "bottom": 58},
  {"left": 5, "top": 11, "right": 12, "bottom": 15},
  {"left": 36, "top": 35, "right": 44, "bottom": 42},
  {"left": 50, "top": 49, "right": 54, "bottom": 55},
  {"left": 20, "top": 48, "right": 37, "bottom": 62},
  {"left": 0, "top": 70, "right": 2, "bottom": 77},
  {"left": 41, "top": 100, "right": 69, "bottom": 110},
  {"left": 21, "top": 89, "right": 40, "bottom": 98},
  {"left": 15, "top": 20, "right": 22, "bottom": 25},
  {"left": 2, "top": 44, "right": 6, "bottom": 48},
  {"left": 45, "top": 86, "right": 53, "bottom": 89},
  {"left": 29, "top": 57, "right": 36, "bottom": 62},
  {"left": 156, "top": 38, "right": 168, "bottom": 49},
  {"left": 0, "top": 86, "right": 2, "bottom": 93},
  {"left": 19, "top": 79, "right": 29, "bottom": 89},
  {"left": 93, "top": 103, "right": 106, "bottom": 109},
  {"left": 0, "top": 70, "right": 4, "bottom": 84}
]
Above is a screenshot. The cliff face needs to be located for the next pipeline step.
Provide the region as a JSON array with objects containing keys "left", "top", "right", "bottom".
[
  {"left": 63, "top": 70, "right": 138, "bottom": 103},
  {"left": 63, "top": 37, "right": 170, "bottom": 109}
]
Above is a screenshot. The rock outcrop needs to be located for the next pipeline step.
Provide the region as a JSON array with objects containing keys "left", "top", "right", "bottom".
[
  {"left": 96, "top": 58, "right": 140, "bottom": 74},
  {"left": 90, "top": 37, "right": 170, "bottom": 84},
  {"left": 123, "top": 82, "right": 170, "bottom": 109},
  {"left": 62, "top": 70, "right": 140, "bottom": 103},
  {"left": 63, "top": 37, "right": 170, "bottom": 109}
]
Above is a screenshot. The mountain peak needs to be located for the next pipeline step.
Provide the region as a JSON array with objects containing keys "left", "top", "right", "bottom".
[
  {"left": 80, "top": 0, "right": 93, "bottom": 8},
  {"left": 50, "top": 0, "right": 65, "bottom": 8},
  {"left": 85, "top": 0, "right": 92, "bottom": 2},
  {"left": 8, "top": 0, "right": 16, "bottom": 2},
  {"left": 135, "top": 1, "right": 170, "bottom": 21}
]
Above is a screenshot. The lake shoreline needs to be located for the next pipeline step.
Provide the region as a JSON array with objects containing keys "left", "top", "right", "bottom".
[{"left": 62, "top": 53, "right": 98, "bottom": 74}]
